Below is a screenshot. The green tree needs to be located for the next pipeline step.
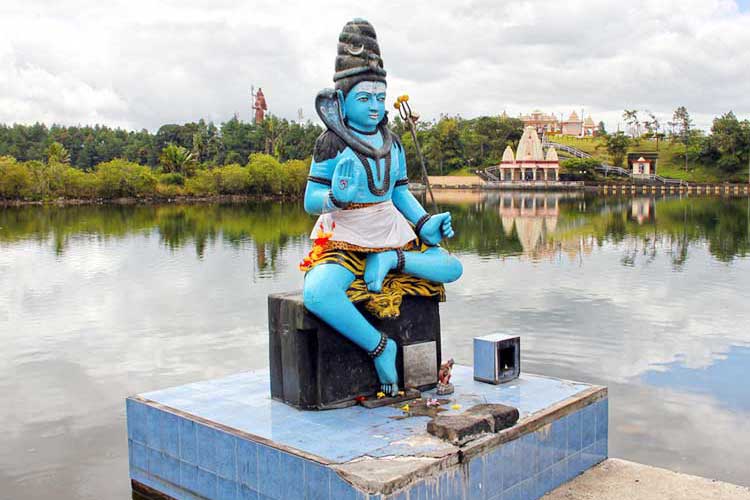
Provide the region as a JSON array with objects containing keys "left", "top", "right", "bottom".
[
  {"left": 643, "top": 112, "right": 662, "bottom": 151},
  {"left": 159, "top": 143, "right": 196, "bottom": 176},
  {"left": 96, "top": 159, "right": 158, "bottom": 198},
  {"left": 601, "top": 132, "right": 630, "bottom": 168},
  {"left": 46, "top": 141, "right": 71, "bottom": 164},
  {"left": 623, "top": 109, "right": 640, "bottom": 138},
  {"left": 423, "top": 117, "right": 464, "bottom": 174},
  {"left": 216, "top": 164, "right": 250, "bottom": 194},
  {"left": 673, "top": 106, "right": 693, "bottom": 171},
  {"left": 281, "top": 159, "right": 309, "bottom": 196},
  {"left": 561, "top": 158, "right": 601, "bottom": 180},
  {"left": 0, "top": 156, "right": 32, "bottom": 199},
  {"left": 247, "top": 153, "right": 283, "bottom": 193}
]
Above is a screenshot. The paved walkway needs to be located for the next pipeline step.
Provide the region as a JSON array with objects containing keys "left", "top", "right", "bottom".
[{"left": 546, "top": 459, "right": 750, "bottom": 500}]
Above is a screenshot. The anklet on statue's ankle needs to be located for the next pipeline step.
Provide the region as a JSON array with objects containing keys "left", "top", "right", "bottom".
[
  {"left": 395, "top": 249, "right": 405, "bottom": 273},
  {"left": 368, "top": 332, "right": 388, "bottom": 358}
]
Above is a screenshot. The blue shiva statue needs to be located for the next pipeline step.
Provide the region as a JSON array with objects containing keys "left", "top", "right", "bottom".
[{"left": 301, "top": 19, "right": 462, "bottom": 397}]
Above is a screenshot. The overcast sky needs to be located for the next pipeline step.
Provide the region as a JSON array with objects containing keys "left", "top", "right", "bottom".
[{"left": 1, "top": 0, "right": 749, "bottom": 133}]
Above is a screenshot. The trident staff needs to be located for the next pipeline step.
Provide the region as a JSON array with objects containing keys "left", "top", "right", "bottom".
[{"left": 394, "top": 95, "right": 439, "bottom": 214}]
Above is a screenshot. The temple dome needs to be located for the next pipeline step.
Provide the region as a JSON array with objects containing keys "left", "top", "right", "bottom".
[
  {"left": 502, "top": 145, "right": 515, "bottom": 163},
  {"left": 567, "top": 111, "right": 580, "bottom": 122},
  {"left": 545, "top": 147, "right": 559, "bottom": 162},
  {"left": 516, "top": 126, "right": 545, "bottom": 162},
  {"left": 584, "top": 115, "right": 596, "bottom": 127}
]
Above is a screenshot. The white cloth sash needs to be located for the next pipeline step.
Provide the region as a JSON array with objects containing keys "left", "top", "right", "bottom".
[{"left": 311, "top": 200, "right": 416, "bottom": 249}]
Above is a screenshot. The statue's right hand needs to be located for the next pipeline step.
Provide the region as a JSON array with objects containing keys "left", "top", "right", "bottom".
[{"left": 331, "top": 157, "right": 361, "bottom": 204}]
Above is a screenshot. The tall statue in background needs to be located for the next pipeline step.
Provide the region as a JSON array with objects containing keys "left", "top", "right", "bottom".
[
  {"left": 253, "top": 88, "right": 267, "bottom": 123},
  {"left": 301, "top": 19, "right": 462, "bottom": 397}
]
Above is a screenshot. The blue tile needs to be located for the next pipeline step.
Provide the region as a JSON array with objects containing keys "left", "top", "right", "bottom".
[
  {"left": 566, "top": 409, "right": 582, "bottom": 456},
  {"left": 160, "top": 411, "right": 180, "bottom": 458},
  {"left": 581, "top": 403, "right": 596, "bottom": 449},
  {"left": 179, "top": 418, "right": 198, "bottom": 464},
  {"left": 132, "top": 470, "right": 189, "bottom": 500},
  {"left": 237, "top": 438, "right": 258, "bottom": 489},
  {"left": 594, "top": 438, "right": 608, "bottom": 462},
  {"left": 137, "top": 367, "right": 598, "bottom": 469},
  {"left": 579, "top": 443, "right": 601, "bottom": 472},
  {"left": 180, "top": 462, "right": 217, "bottom": 499},
  {"left": 595, "top": 399, "right": 608, "bottom": 443},
  {"left": 520, "top": 431, "right": 539, "bottom": 477},
  {"left": 562, "top": 455, "right": 578, "bottom": 484},
  {"left": 130, "top": 440, "right": 148, "bottom": 472},
  {"left": 522, "top": 474, "right": 543, "bottom": 500},
  {"left": 408, "top": 479, "right": 429, "bottom": 500},
  {"left": 304, "top": 460, "right": 331, "bottom": 500},
  {"left": 536, "top": 425, "right": 554, "bottom": 472},
  {"left": 279, "top": 451, "right": 304, "bottom": 499},
  {"left": 502, "top": 438, "right": 522, "bottom": 488},
  {"left": 148, "top": 448, "right": 180, "bottom": 484},
  {"left": 468, "top": 454, "right": 485, "bottom": 499},
  {"left": 146, "top": 406, "right": 161, "bottom": 450},
  {"left": 126, "top": 399, "right": 147, "bottom": 444},
  {"left": 501, "top": 480, "right": 524, "bottom": 500},
  {"left": 437, "top": 468, "right": 464, "bottom": 500},
  {"left": 540, "top": 459, "right": 567, "bottom": 496},
  {"left": 217, "top": 477, "right": 238, "bottom": 500},
  {"left": 551, "top": 417, "right": 567, "bottom": 464},
  {"left": 239, "top": 484, "right": 259, "bottom": 500},
  {"left": 567, "top": 451, "right": 585, "bottom": 480},
  {"left": 196, "top": 424, "right": 237, "bottom": 479},
  {"left": 511, "top": 477, "right": 538, "bottom": 500},
  {"left": 331, "top": 471, "right": 367, "bottom": 500},
  {"left": 256, "top": 445, "right": 281, "bottom": 498},
  {"left": 484, "top": 447, "right": 503, "bottom": 499},
  {"left": 385, "top": 490, "right": 407, "bottom": 500}
]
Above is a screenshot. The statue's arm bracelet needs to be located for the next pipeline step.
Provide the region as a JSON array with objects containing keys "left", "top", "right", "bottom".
[
  {"left": 368, "top": 332, "right": 389, "bottom": 359},
  {"left": 394, "top": 178, "right": 409, "bottom": 187},
  {"left": 395, "top": 249, "right": 405, "bottom": 273},
  {"left": 414, "top": 214, "right": 431, "bottom": 237},
  {"left": 328, "top": 189, "right": 348, "bottom": 209},
  {"left": 308, "top": 175, "right": 332, "bottom": 186}
]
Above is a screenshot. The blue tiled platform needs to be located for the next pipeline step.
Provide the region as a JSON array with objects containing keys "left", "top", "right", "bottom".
[{"left": 127, "top": 365, "right": 608, "bottom": 499}]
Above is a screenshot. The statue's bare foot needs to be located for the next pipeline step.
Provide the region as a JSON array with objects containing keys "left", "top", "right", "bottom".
[
  {"left": 373, "top": 338, "right": 399, "bottom": 396},
  {"left": 364, "top": 251, "right": 397, "bottom": 293}
]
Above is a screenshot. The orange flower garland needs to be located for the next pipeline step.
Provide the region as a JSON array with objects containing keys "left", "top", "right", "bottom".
[{"left": 299, "top": 222, "right": 335, "bottom": 272}]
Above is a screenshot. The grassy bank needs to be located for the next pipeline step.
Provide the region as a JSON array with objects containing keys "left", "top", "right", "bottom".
[{"left": 549, "top": 135, "right": 734, "bottom": 183}]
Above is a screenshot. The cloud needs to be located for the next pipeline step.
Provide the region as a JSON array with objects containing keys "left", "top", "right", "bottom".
[{"left": 0, "top": 0, "right": 749, "bottom": 131}]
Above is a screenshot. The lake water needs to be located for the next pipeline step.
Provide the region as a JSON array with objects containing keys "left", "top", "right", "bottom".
[{"left": 1, "top": 191, "right": 749, "bottom": 499}]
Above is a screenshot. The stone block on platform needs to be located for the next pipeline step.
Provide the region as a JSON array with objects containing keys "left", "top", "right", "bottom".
[
  {"left": 268, "top": 291, "right": 442, "bottom": 410},
  {"left": 474, "top": 333, "right": 521, "bottom": 384},
  {"left": 426, "top": 412, "right": 494, "bottom": 445},
  {"left": 127, "top": 365, "right": 608, "bottom": 500},
  {"left": 466, "top": 403, "right": 520, "bottom": 431}
]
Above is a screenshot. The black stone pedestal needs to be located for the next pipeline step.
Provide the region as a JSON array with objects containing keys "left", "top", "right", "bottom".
[{"left": 268, "top": 291, "right": 442, "bottom": 410}]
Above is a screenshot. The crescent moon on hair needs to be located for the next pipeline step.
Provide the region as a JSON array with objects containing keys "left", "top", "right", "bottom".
[{"left": 346, "top": 44, "right": 365, "bottom": 56}]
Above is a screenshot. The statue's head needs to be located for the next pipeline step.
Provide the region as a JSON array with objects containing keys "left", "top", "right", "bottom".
[{"left": 333, "top": 19, "right": 387, "bottom": 132}]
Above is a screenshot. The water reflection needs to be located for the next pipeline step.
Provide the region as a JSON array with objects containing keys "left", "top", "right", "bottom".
[
  {"left": 1, "top": 192, "right": 750, "bottom": 499},
  {"left": 2, "top": 193, "right": 748, "bottom": 266}
]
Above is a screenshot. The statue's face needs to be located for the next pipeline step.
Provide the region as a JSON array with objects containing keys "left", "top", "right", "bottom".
[{"left": 343, "top": 81, "right": 386, "bottom": 132}]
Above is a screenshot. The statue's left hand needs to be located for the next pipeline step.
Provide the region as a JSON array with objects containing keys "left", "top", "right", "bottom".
[{"left": 420, "top": 212, "right": 455, "bottom": 245}]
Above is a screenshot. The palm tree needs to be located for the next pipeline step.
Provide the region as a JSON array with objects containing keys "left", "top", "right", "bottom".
[
  {"left": 46, "top": 142, "right": 71, "bottom": 164},
  {"left": 622, "top": 109, "right": 640, "bottom": 138},
  {"left": 159, "top": 143, "right": 196, "bottom": 176}
]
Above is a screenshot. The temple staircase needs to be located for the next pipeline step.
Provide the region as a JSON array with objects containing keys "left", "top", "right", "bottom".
[{"left": 542, "top": 140, "right": 688, "bottom": 186}]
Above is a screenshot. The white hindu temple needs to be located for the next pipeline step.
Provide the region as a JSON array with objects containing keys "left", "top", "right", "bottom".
[{"left": 497, "top": 126, "right": 560, "bottom": 182}]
